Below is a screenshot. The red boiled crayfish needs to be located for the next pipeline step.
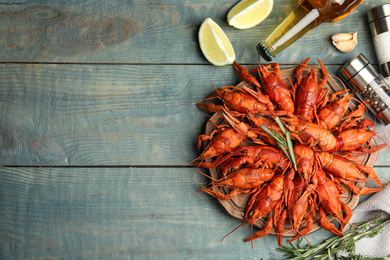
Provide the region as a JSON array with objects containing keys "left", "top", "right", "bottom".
[
  {"left": 199, "top": 167, "right": 276, "bottom": 200},
  {"left": 330, "top": 128, "right": 387, "bottom": 154},
  {"left": 197, "top": 84, "right": 273, "bottom": 115},
  {"left": 318, "top": 151, "right": 383, "bottom": 195},
  {"left": 314, "top": 168, "right": 352, "bottom": 236},
  {"left": 195, "top": 145, "right": 289, "bottom": 171},
  {"left": 296, "top": 167, "right": 352, "bottom": 236},
  {"left": 243, "top": 174, "right": 286, "bottom": 243},
  {"left": 293, "top": 58, "right": 328, "bottom": 122},
  {"left": 286, "top": 175, "right": 314, "bottom": 243},
  {"left": 280, "top": 115, "right": 337, "bottom": 151},
  {"left": 293, "top": 144, "right": 315, "bottom": 182},
  {"left": 257, "top": 62, "right": 295, "bottom": 113},
  {"left": 317, "top": 90, "right": 352, "bottom": 130},
  {"left": 192, "top": 111, "right": 263, "bottom": 165},
  {"left": 254, "top": 111, "right": 337, "bottom": 151}
]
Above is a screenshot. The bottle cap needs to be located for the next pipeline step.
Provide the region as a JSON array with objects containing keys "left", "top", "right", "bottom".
[
  {"left": 256, "top": 42, "right": 274, "bottom": 62},
  {"left": 380, "top": 62, "right": 390, "bottom": 78},
  {"left": 368, "top": 4, "right": 390, "bottom": 23},
  {"left": 338, "top": 54, "right": 378, "bottom": 90},
  {"left": 368, "top": 4, "right": 390, "bottom": 78}
]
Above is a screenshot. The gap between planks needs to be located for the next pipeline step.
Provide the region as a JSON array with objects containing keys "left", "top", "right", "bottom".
[
  {"left": 0, "top": 165, "right": 202, "bottom": 168},
  {"left": 0, "top": 62, "right": 354, "bottom": 66},
  {"left": 1, "top": 165, "right": 389, "bottom": 168}
]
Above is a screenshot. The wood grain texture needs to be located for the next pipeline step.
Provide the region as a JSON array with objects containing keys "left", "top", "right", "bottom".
[
  {"left": 0, "top": 0, "right": 387, "bottom": 64},
  {"left": 1, "top": 166, "right": 389, "bottom": 259},
  {"left": 1, "top": 0, "right": 390, "bottom": 258},
  {"left": 0, "top": 63, "right": 234, "bottom": 165},
  {"left": 1, "top": 63, "right": 390, "bottom": 166}
]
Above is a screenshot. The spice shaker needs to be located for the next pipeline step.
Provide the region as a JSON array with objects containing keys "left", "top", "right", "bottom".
[
  {"left": 339, "top": 54, "right": 390, "bottom": 125},
  {"left": 368, "top": 4, "right": 390, "bottom": 84}
]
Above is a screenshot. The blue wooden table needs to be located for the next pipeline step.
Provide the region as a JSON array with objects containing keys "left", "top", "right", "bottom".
[{"left": 1, "top": 0, "right": 390, "bottom": 259}]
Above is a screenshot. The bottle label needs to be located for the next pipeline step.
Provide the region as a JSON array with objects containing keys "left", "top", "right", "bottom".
[
  {"left": 385, "top": 76, "right": 390, "bottom": 87},
  {"left": 272, "top": 9, "right": 319, "bottom": 50},
  {"left": 374, "top": 31, "right": 390, "bottom": 64}
]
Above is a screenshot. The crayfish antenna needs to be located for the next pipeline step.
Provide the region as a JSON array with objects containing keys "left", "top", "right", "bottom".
[
  {"left": 191, "top": 82, "right": 221, "bottom": 103},
  {"left": 286, "top": 228, "right": 311, "bottom": 245},
  {"left": 184, "top": 157, "right": 200, "bottom": 167},
  {"left": 193, "top": 166, "right": 213, "bottom": 185},
  {"left": 366, "top": 176, "right": 390, "bottom": 191},
  {"left": 250, "top": 224, "right": 254, "bottom": 249},
  {"left": 184, "top": 155, "right": 209, "bottom": 185},
  {"left": 313, "top": 51, "right": 333, "bottom": 71},
  {"left": 194, "top": 110, "right": 225, "bottom": 120},
  {"left": 373, "top": 132, "right": 390, "bottom": 151},
  {"left": 184, "top": 153, "right": 204, "bottom": 166},
  {"left": 195, "top": 189, "right": 217, "bottom": 203},
  {"left": 193, "top": 159, "right": 207, "bottom": 185},
  {"left": 322, "top": 47, "right": 336, "bottom": 65},
  {"left": 340, "top": 220, "right": 358, "bottom": 250},
  {"left": 220, "top": 221, "right": 248, "bottom": 243},
  {"left": 191, "top": 96, "right": 217, "bottom": 103},
  {"left": 299, "top": 231, "right": 311, "bottom": 245},
  {"left": 330, "top": 73, "right": 349, "bottom": 91},
  {"left": 195, "top": 109, "right": 213, "bottom": 118}
]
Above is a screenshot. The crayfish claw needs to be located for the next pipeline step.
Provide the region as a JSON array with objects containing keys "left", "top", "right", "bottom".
[
  {"left": 196, "top": 102, "right": 223, "bottom": 113},
  {"left": 318, "top": 207, "right": 344, "bottom": 236},
  {"left": 244, "top": 216, "right": 273, "bottom": 243}
]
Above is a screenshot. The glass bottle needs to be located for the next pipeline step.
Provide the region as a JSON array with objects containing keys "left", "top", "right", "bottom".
[
  {"left": 368, "top": 4, "right": 390, "bottom": 85},
  {"left": 257, "top": 0, "right": 364, "bottom": 61}
]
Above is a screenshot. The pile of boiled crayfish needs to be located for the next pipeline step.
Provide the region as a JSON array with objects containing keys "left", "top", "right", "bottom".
[{"left": 191, "top": 58, "right": 387, "bottom": 247}]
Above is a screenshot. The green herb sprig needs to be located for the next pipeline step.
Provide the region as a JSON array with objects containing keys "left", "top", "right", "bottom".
[
  {"left": 260, "top": 116, "right": 297, "bottom": 171},
  {"left": 277, "top": 213, "right": 390, "bottom": 260}
]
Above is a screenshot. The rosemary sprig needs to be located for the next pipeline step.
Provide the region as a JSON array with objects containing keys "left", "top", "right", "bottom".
[
  {"left": 260, "top": 116, "right": 297, "bottom": 171},
  {"left": 277, "top": 213, "right": 390, "bottom": 260}
]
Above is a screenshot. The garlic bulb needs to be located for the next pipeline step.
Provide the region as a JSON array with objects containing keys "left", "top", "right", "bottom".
[{"left": 332, "top": 32, "right": 358, "bottom": 52}]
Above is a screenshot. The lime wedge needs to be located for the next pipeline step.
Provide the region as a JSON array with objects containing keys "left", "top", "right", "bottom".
[
  {"left": 198, "top": 18, "right": 236, "bottom": 66},
  {"left": 227, "top": 0, "right": 274, "bottom": 30}
]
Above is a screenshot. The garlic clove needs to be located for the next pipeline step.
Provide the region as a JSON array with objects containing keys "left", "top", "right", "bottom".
[
  {"left": 332, "top": 32, "right": 357, "bottom": 52},
  {"left": 333, "top": 39, "right": 357, "bottom": 52},
  {"left": 332, "top": 32, "right": 354, "bottom": 42}
]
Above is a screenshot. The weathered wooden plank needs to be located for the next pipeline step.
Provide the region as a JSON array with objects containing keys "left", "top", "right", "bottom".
[
  {"left": 0, "top": 0, "right": 387, "bottom": 64},
  {"left": 1, "top": 167, "right": 389, "bottom": 259},
  {"left": 1, "top": 63, "right": 389, "bottom": 166},
  {"left": 0, "top": 63, "right": 237, "bottom": 165}
]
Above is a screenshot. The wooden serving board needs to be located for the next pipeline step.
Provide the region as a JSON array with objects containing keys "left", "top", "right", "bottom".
[{"left": 202, "top": 66, "right": 378, "bottom": 237}]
